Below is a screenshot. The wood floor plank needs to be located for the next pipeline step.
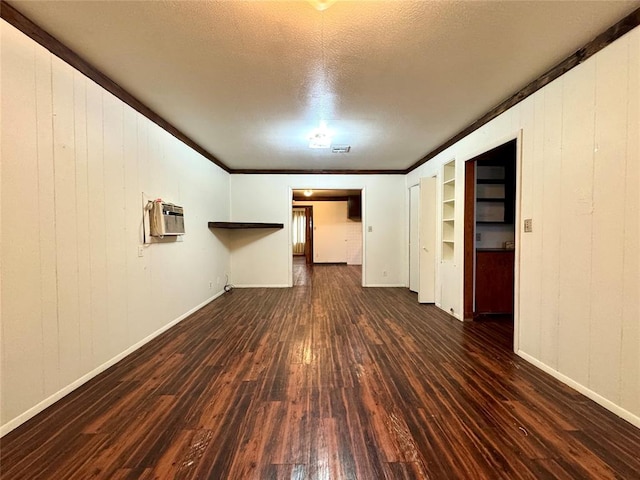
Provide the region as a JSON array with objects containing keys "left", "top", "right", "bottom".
[{"left": 1, "top": 263, "right": 639, "bottom": 479}]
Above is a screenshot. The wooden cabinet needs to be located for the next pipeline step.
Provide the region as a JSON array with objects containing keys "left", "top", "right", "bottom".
[{"left": 475, "top": 249, "right": 514, "bottom": 314}]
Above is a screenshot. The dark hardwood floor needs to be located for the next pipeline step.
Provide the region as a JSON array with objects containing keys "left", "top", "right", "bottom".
[
  {"left": 293, "top": 256, "right": 312, "bottom": 286},
  {"left": 2, "top": 264, "right": 639, "bottom": 479}
]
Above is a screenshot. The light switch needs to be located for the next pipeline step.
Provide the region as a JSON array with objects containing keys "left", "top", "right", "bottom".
[{"left": 368, "top": 226, "right": 373, "bottom": 232}]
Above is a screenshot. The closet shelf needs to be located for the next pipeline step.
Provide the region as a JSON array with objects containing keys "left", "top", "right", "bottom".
[{"left": 208, "top": 222, "right": 284, "bottom": 229}]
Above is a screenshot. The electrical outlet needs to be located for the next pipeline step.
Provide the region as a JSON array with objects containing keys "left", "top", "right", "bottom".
[
  {"left": 368, "top": 226, "right": 373, "bottom": 232},
  {"left": 383, "top": 271, "right": 387, "bottom": 277},
  {"left": 137, "top": 246, "right": 144, "bottom": 257},
  {"left": 524, "top": 218, "right": 533, "bottom": 233},
  {"left": 476, "top": 232, "right": 482, "bottom": 241},
  {"left": 208, "top": 281, "right": 213, "bottom": 289}
]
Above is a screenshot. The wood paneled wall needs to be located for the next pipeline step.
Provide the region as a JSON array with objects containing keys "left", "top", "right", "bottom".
[
  {"left": 518, "top": 27, "right": 638, "bottom": 424},
  {"left": 407, "top": 27, "right": 639, "bottom": 425},
  {"left": 1, "top": 22, "right": 231, "bottom": 433}
]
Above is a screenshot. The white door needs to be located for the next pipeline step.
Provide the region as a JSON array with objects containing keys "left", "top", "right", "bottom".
[
  {"left": 409, "top": 185, "right": 420, "bottom": 292},
  {"left": 419, "top": 177, "right": 436, "bottom": 303}
]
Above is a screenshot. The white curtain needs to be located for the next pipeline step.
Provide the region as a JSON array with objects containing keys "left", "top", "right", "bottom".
[{"left": 292, "top": 208, "right": 306, "bottom": 255}]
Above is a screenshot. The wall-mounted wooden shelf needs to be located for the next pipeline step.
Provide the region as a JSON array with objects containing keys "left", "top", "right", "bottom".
[{"left": 208, "top": 222, "right": 283, "bottom": 229}]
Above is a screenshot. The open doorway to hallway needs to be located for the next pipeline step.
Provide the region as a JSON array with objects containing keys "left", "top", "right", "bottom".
[
  {"left": 291, "top": 189, "right": 363, "bottom": 286},
  {"left": 292, "top": 205, "right": 314, "bottom": 264}
]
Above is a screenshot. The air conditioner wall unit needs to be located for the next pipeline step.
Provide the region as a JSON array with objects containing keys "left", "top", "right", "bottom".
[{"left": 149, "top": 201, "right": 185, "bottom": 236}]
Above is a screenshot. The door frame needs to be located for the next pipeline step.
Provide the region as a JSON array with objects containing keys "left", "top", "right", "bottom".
[
  {"left": 303, "top": 206, "right": 314, "bottom": 264},
  {"left": 464, "top": 160, "right": 476, "bottom": 319},
  {"left": 288, "top": 186, "right": 366, "bottom": 287},
  {"left": 462, "top": 131, "right": 523, "bottom": 352}
]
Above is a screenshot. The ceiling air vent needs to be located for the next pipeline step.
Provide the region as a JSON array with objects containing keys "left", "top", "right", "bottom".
[{"left": 331, "top": 145, "right": 351, "bottom": 153}]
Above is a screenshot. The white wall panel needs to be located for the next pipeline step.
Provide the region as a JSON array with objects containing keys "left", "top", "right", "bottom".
[
  {"left": 620, "top": 30, "right": 639, "bottom": 416},
  {"left": 1, "top": 25, "right": 44, "bottom": 422},
  {"left": 86, "top": 80, "right": 110, "bottom": 367},
  {"left": 1, "top": 22, "right": 231, "bottom": 433},
  {"left": 538, "top": 80, "right": 563, "bottom": 370},
  {"left": 556, "top": 60, "right": 595, "bottom": 388},
  {"left": 135, "top": 118, "right": 156, "bottom": 339},
  {"left": 35, "top": 47, "right": 60, "bottom": 397},
  {"left": 407, "top": 27, "right": 640, "bottom": 425},
  {"left": 52, "top": 57, "right": 82, "bottom": 388},
  {"left": 122, "top": 108, "right": 141, "bottom": 343},
  {"left": 123, "top": 111, "right": 148, "bottom": 345},
  {"left": 102, "top": 92, "right": 128, "bottom": 357},
  {"left": 589, "top": 38, "right": 628, "bottom": 403},
  {"left": 73, "top": 69, "right": 93, "bottom": 374},
  {"left": 517, "top": 96, "right": 540, "bottom": 357}
]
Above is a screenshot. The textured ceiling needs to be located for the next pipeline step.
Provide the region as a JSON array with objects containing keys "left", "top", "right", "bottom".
[{"left": 6, "top": 0, "right": 639, "bottom": 171}]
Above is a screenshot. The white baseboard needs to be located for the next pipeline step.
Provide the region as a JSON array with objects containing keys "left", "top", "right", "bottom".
[
  {"left": 517, "top": 350, "right": 640, "bottom": 429},
  {"left": 0, "top": 290, "right": 225, "bottom": 437},
  {"left": 364, "top": 284, "right": 406, "bottom": 288},
  {"left": 233, "top": 284, "right": 290, "bottom": 288}
]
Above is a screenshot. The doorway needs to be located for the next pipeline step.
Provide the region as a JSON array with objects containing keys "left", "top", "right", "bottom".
[
  {"left": 408, "top": 179, "right": 437, "bottom": 301},
  {"left": 292, "top": 206, "right": 314, "bottom": 264},
  {"left": 464, "top": 139, "right": 517, "bottom": 323},
  {"left": 290, "top": 189, "right": 364, "bottom": 286}
]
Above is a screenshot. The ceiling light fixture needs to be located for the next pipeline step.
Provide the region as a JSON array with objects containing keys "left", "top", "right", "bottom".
[
  {"left": 304, "top": 190, "right": 313, "bottom": 197},
  {"left": 308, "top": 121, "right": 332, "bottom": 149},
  {"left": 308, "top": 0, "right": 337, "bottom": 11}
]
